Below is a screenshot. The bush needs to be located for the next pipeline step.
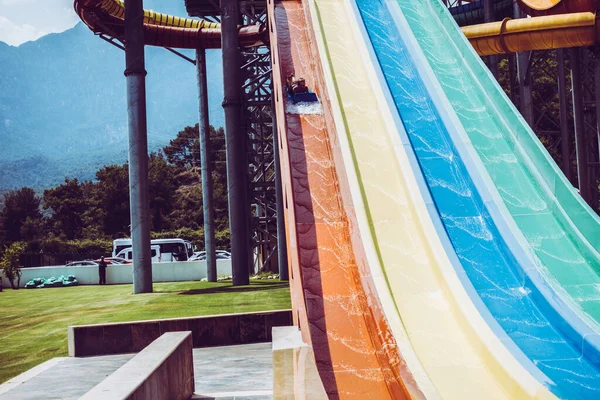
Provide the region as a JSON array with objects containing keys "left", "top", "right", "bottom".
[{"left": 1, "top": 242, "right": 25, "bottom": 289}]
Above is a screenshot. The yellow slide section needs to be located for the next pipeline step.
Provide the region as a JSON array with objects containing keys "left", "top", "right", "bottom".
[
  {"left": 307, "top": 0, "right": 555, "bottom": 398},
  {"left": 462, "top": 11, "right": 598, "bottom": 55},
  {"left": 87, "top": 0, "right": 219, "bottom": 29},
  {"left": 75, "top": 0, "right": 264, "bottom": 49}
]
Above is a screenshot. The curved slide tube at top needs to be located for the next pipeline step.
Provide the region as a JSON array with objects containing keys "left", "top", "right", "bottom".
[
  {"left": 517, "top": 0, "right": 596, "bottom": 17},
  {"left": 268, "top": 0, "right": 423, "bottom": 397},
  {"left": 520, "top": 0, "right": 562, "bottom": 11},
  {"left": 308, "top": 0, "right": 554, "bottom": 398},
  {"left": 461, "top": 11, "right": 598, "bottom": 55},
  {"left": 405, "top": 0, "right": 600, "bottom": 366},
  {"left": 74, "top": 0, "right": 266, "bottom": 49},
  {"left": 354, "top": 0, "right": 600, "bottom": 397}
]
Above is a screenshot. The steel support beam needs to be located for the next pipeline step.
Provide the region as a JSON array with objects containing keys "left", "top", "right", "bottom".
[
  {"left": 272, "top": 98, "right": 288, "bottom": 281},
  {"left": 513, "top": 3, "right": 534, "bottom": 127},
  {"left": 508, "top": 54, "right": 517, "bottom": 104},
  {"left": 484, "top": 0, "right": 497, "bottom": 77},
  {"left": 597, "top": 59, "right": 600, "bottom": 166},
  {"left": 557, "top": 49, "right": 572, "bottom": 183},
  {"left": 590, "top": 52, "right": 600, "bottom": 209},
  {"left": 517, "top": 51, "right": 534, "bottom": 127},
  {"left": 124, "top": 0, "right": 152, "bottom": 294},
  {"left": 196, "top": 48, "right": 217, "bottom": 282},
  {"left": 221, "top": 0, "right": 250, "bottom": 286},
  {"left": 570, "top": 47, "right": 591, "bottom": 203}
]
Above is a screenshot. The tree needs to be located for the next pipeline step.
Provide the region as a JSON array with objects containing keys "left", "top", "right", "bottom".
[
  {"left": 169, "top": 169, "right": 203, "bottom": 230},
  {"left": 20, "top": 216, "right": 43, "bottom": 242},
  {"left": 0, "top": 188, "right": 42, "bottom": 244},
  {"left": 94, "top": 165, "right": 130, "bottom": 237},
  {"left": 148, "top": 152, "right": 177, "bottom": 231},
  {"left": 163, "top": 125, "right": 229, "bottom": 230},
  {"left": 164, "top": 124, "right": 202, "bottom": 168},
  {"left": 163, "top": 124, "right": 225, "bottom": 169},
  {"left": 43, "top": 179, "right": 87, "bottom": 240},
  {"left": 1, "top": 242, "right": 25, "bottom": 289}
]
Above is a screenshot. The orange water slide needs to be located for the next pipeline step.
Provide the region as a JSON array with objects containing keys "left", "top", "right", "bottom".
[
  {"left": 517, "top": 0, "right": 596, "bottom": 16},
  {"left": 268, "top": 0, "right": 424, "bottom": 398},
  {"left": 74, "top": 0, "right": 266, "bottom": 48}
]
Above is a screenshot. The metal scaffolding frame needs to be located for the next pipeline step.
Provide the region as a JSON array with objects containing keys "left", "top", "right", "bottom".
[
  {"left": 186, "top": 0, "right": 282, "bottom": 275},
  {"left": 445, "top": 2, "right": 600, "bottom": 212},
  {"left": 239, "top": 1, "right": 279, "bottom": 274},
  {"left": 498, "top": 48, "right": 600, "bottom": 211},
  {"left": 577, "top": 48, "right": 600, "bottom": 209}
]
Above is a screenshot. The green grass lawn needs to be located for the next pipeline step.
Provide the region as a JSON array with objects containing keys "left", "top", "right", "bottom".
[{"left": 0, "top": 280, "right": 291, "bottom": 384}]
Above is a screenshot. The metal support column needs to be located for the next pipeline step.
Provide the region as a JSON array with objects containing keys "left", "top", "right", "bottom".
[
  {"left": 272, "top": 101, "right": 288, "bottom": 281},
  {"left": 196, "top": 48, "right": 217, "bottom": 282},
  {"left": 517, "top": 52, "right": 534, "bottom": 127},
  {"left": 508, "top": 54, "right": 517, "bottom": 104},
  {"left": 570, "top": 47, "right": 591, "bottom": 203},
  {"left": 597, "top": 59, "right": 600, "bottom": 166},
  {"left": 484, "top": 0, "right": 497, "bottom": 77},
  {"left": 592, "top": 52, "right": 600, "bottom": 209},
  {"left": 514, "top": 2, "right": 534, "bottom": 127},
  {"left": 124, "top": 0, "right": 152, "bottom": 294},
  {"left": 221, "top": 0, "right": 250, "bottom": 286},
  {"left": 557, "top": 49, "right": 572, "bottom": 183}
]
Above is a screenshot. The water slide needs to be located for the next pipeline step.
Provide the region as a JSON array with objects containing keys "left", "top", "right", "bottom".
[
  {"left": 74, "top": 0, "right": 265, "bottom": 48},
  {"left": 268, "top": 0, "right": 422, "bottom": 397},
  {"left": 423, "top": 0, "right": 600, "bottom": 331},
  {"left": 77, "top": 0, "right": 600, "bottom": 397},
  {"left": 272, "top": 0, "right": 600, "bottom": 397},
  {"left": 271, "top": 0, "right": 573, "bottom": 398},
  {"left": 270, "top": 0, "right": 553, "bottom": 397},
  {"left": 348, "top": 0, "right": 600, "bottom": 398}
]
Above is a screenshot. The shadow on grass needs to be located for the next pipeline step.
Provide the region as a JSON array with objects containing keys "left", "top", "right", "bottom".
[{"left": 155, "top": 281, "right": 289, "bottom": 295}]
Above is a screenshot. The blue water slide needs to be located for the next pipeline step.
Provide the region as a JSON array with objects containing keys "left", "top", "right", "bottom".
[{"left": 351, "top": 0, "right": 600, "bottom": 397}]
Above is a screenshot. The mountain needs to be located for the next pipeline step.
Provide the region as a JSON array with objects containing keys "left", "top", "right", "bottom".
[{"left": 0, "top": 1, "right": 224, "bottom": 190}]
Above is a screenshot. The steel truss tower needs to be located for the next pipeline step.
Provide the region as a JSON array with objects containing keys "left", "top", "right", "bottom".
[{"left": 187, "top": 0, "right": 284, "bottom": 275}]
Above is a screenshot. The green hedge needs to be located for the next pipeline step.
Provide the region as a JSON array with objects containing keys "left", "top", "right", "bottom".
[{"left": 23, "top": 238, "right": 112, "bottom": 255}]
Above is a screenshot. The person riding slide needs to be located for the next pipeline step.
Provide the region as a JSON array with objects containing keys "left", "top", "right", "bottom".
[{"left": 286, "top": 74, "right": 309, "bottom": 94}]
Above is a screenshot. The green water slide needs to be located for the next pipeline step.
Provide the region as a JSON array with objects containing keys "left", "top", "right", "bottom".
[{"left": 398, "top": 0, "right": 600, "bottom": 323}]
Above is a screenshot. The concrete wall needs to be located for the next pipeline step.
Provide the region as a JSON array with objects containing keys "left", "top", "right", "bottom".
[
  {"left": 69, "top": 310, "right": 293, "bottom": 357},
  {"left": 1, "top": 260, "right": 232, "bottom": 288},
  {"left": 81, "top": 332, "right": 194, "bottom": 400},
  {"left": 272, "top": 326, "right": 328, "bottom": 399}
]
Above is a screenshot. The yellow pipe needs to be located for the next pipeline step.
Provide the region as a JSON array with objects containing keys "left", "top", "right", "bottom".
[
  {"left": 91, "top": 0, "right": 219, "bottom": 29},
  {"left": 462, "top": 12, "right": 597, "bottom": 55}
]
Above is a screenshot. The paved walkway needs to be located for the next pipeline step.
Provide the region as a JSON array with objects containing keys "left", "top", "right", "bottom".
[{"left": 0, "top": 343, "right": 272, "bottom": 400}]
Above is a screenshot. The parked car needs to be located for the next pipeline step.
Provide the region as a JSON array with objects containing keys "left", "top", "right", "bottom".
[
  {"left": 66, "top": 260, "right": 98, "bottom": 267},
  {"left": 92, "top": 257, "right": 132, "bottom": 265},
  {"left": 189, "top": 250, "right": 231, "bottom": 261}
]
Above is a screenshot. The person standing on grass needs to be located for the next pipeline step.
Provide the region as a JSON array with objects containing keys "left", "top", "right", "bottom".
[{"left": 98, "top": 256, "right": 107, "bottom": 285}]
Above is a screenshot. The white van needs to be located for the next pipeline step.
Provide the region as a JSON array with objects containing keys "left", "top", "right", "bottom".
[
  {"left": 116, "top": 245, "right": 161, "bottom": 263},
  {"left": 113, "top": 238, "right": 190, "bottom": 262}
]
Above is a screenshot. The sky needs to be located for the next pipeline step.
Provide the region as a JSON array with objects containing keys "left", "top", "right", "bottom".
[{"left": 0, "top": 0, "right": 79, "bottom": 46}]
